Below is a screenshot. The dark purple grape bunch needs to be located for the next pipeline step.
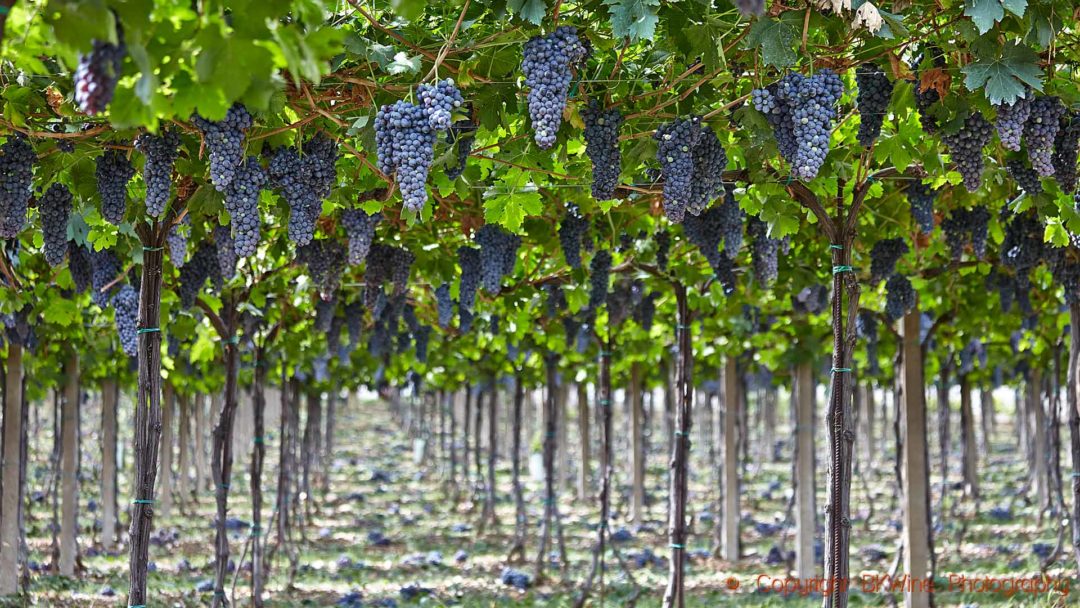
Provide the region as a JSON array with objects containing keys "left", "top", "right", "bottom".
[
  {"left": 446, "top": 119, "right": 477, "bottom": 180},
  {"left": 884, "top": 275, "right": 915, "bottom": 321},
  {"left": 374, "top": 100, "right": 437, "bottom": 214},
  {"left": 90, "top": 248, "right": 122, "bottom": 307},
  {"left": 906, "top": 180, "right": 937, "bottom": 234},
  {"left": 475, "top": 224, "right": 521, "bottom": 292},
  {"left": 687, "top": 126, "right": 728, "bottom": 216},
  {"left": 213, "top": 225, "right": 237, "bottom": 280},
  {"left": 68, "top": 242, "right": 93, "bottom": 293},
  {"left": 113, "top": 283, "right": 139, "bottom": 356},
  {"left": 731, "top": 0, "right": 766, "bottom": 16},
  {"left": 942, "top": 110, "right": 993, "bottom": 191},
  {"left": 1023, "top": 95, "right": 1066, "bottom": 177},
  {"left": 558, "top": 205, "right": 588, "bottom": 269},
  {"left": 994, "top": 93, "right": 1031, "bottom": 151},
  {"left": 747, "top": 216, "right": 779, "bottom": 285},
  {"left": 167, "top": 215, "right": 189, "bottom": 268},
  {"left": 0, "top": 135, "right": 35, "bottom": 239},
  {"left": 38, "top": 183, "right": 73, "bottom": 267},
  {"left": 268, "top": 134, "right": 339, "bottom": 246},
  {"left": 341, "top": 206, "right": 382, "bottom": 265},
  {"left": 191, "top": 103, "right": 253, "bottom": 192},
  {"left": 435, "top": 283, "right": 453, "bottom": 328},
  {"left": 654, "top": 117, "right": 703, "bottom": 222},
  {"left": 855, "top": 63, "right": 893, "bottom": 147},
  {"left": 178, "top": 243, "right": 221, "bottom": 308},
  {"left": 581, "top": 99, "right": 623, "bottom": 201},
  {"left": 299, "top": 238, "right": 347, "bottom": 301},
  {"left": 134, "top": 128, "right": 181, "bottom": 217},
  {"left": 752, "top": 70, "right": 843, "bottom": 180},
  {"left": 941, "top": 206, "right": 991, "bottom": 261},
  {"left": 417, "top": 79, "right": 464, "bottom": 131},
  {"left": 1006, "top": 158, "right": 1043, "bottom": 196},
  {"left": 868, "top": 237, "right": 909, "bottom": 284},
  {"left": 522, "top": 26, "right": 588, "bottom": 149},
  {"left": 223, "top": 156, "right": 268, "bottom": 257},
  {"left": 1053, "top": 111, "right": 1080, "bottom": 193},
  {"left": 74, "top": 32, "right": 126, "bottom": 116},
  {"left": 587, "top": 249, "right": 612, "bottom": 310},
  {"left": 96, "top": 149, "right": 135, "bottom": 225},
  {"left": 456, "top": 245, "right": 481, "bottom": 320}
]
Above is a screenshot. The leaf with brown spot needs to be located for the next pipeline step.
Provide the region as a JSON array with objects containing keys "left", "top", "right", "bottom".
[
  {"left": 887, "top": 53, "right": 914, "bottom": 81},
  {"left": 920, "top": 68, "right": 951, "bottom": 100}
]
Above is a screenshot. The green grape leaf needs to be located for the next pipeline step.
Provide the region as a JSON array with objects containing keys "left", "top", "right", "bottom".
[
  {"left": 963, "top": 0, "right": 1024, "bottom": 34},
  {"left": 961, "top": 42, "right": 1043, "bottom": 105},
  {"left": 604, "top": 0, "right": 660, "bottom": 42},
  {"left": 391, "top": 0, "right": 428, "bottom": 21},
  {"left": 43, "top": 297, "right": 79, "bottom": 327},
  {"left": 507, "top": 0, "right": 548, "bottom": 25},
  {"left": 744, "top": 16, "right": 798, "bottom": 68},
  {"left": 386, "top": 52, "right": 422, "bottom": 75},
  {"left": 1002, "top": 0, "right": 1028, "bottom": 17}
]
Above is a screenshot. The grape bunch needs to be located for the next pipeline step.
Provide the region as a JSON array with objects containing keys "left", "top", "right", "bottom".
[
  {"left": 558, "top": 205, "right": 588, "bottom": 269},
  {"left": 906, "top": 180, "right": 937, "bottom": 234},
  {"left": 1000, "top": 211, "right": 1045, "bottom": 271},
  {"left": 752, "top": 70, "right": 843, "bottom": 180},
  {"left": 942, "top": 111, "right": 993, "bottom": 191},
  {"left": 869, "top": 237, "right": 909, "bottom": 284},
  {"left": 731, "top": 0, "right": 765, "bottom": 16},
  {"left": 38, "top": 183, "right": 73, "bottom": 267},
  {"left": 113, "top": 284, "right": 139, "bottom": 356},
  {"left": 857, "top": 309, "right": 880, "bottom": 374},
  {"left": 792, "top": 285, "right": 828, "bottom": 315},
  {"left": 1047, "top": 247, "right": 1080, "bottom": 304},
  {"left": 581, "top": 99, "right": 623, "bottom": 201},
  {"left": 655, "top": 229, "right": 671, "bottom": 271},
  {"left": 941, "top": 207, "right": 990, "bottom": 261},
  {"left": 134, "top": 129, "right": 181, "bottom": 217},
  {"left": 299, "top": 238, "right": 347, "bottom": 300},
  {"left": 1053, "top": 111, "right": 1080, "bottom": 192},
  {"left": 90, "top": 248, "right": 121, "bottom": 307},
  {"left": 884, "top": 274, "right": 915, "bottom": 321},
  {"left": 0, "top": 135, "right": 35, "bottom": 239},
  {"left": 475, "top": 224, "right": 521, "bottom": 292},
  {"left": 340, "top": 205, "right": 382, "bottom": 266},
  {"left": 68, "top": 242, "right": 93, "bottom": 293},
  {"left": 223, "top": 156, "right": 267, "bottom": 257},
  {"left": 634, "top": 291, "right": 659, "bottom": 331},
  {"left": 268, "top": 136, "right": 339, "bottom": 246},
  {"left": 96, "top": 149, "right": 136, "bottom": 225},
  {"left": 363, "top": 243, "right": 413, "bottom": 307},
  {"left": 521, "top": 26, "right": 588, "bottom": 149},
  {"left": 855, "top": 63, "right": 893, "bottom": 147},
  {"left": 1023, "top": 96, "right": 1066, "bottom": 176},
  {"left": 213, "top": 226, "right": 237, "bottom": 280},
  {"left": 374, "top": 100, "right": 438, "bottom": 214},
  {"left": 1006, "top": 158, "right": 1043, "bottom": 195},
  {"left": 167, "top": 215, "right": 190, "bottom": 267},
  {"left": 435, "top": 283, "right": 453, "bottom": 328},
  {"left": 191, "top": 104, "right": 253, "bottom": 192},
  {"left": 687, "top": 126, "right": 728, "bottom": 216},
  {"left": 717, "top": 184, "right": 744, "bottom": 258},
  {"left": 561, "top": 315, "right": 580, "bottom": 348},
  {"left": 445, "top": 120, "right": 477, "bottom": 180},
  {"left": 178, "top": 243, "right": 222, "bottom": 308},
  {"left": 682, "top": 208, "right": 737, "bottom": 294},
  {"left": 415, "top": 326, "right": 432, "bottom": 363},
  {"left": 74, "top": 36, "right": 126, "bottom": 116},
  {"left": 747, "top": 216, "right": 779, "bottom": 285},
  {"left": 588, "top": 250, "right": 612, "bottom": 310},
  {"left": 417, "top": 79, "right": 464, "bottom": 131},
  {"left": 545, "top": 284, "right": 567, "bottom": 319},
  {"left": 994, "top": 94, "right": 1031, "bottom": 151},
  {"left": 314, "top": 297, "right": 336, "bottom": 332},
  {"left": 654, "top": 117, "right": 702, "bottom": 222}
]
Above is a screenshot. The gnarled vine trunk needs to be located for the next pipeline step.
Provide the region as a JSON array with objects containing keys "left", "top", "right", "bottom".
[
  {"left": 250, "top": 348, "right": 267, "bottom": 607},
  {"left": 663, "top": 283, "right": 692, "bottom": 608},
  {"left": 210, "top": 332, "right": 239, "bottom": 608}
]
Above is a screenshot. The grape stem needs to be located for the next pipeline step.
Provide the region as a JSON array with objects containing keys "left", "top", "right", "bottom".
[{"left": 422, "top": 0, "right": 472, "bottom": 83}]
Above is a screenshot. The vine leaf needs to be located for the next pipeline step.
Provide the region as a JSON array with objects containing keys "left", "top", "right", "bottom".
[
  {"left": 744, "top": 15, "right": 799, "bottom": 68},
  {"left": 604, "top": 0, "right": 660, "bottom": 42},
  {"left": 964, "top": 0, "right": 1027, "bottom": 34},
  {"left": 507, "top": 0, "right": 547, "bottom": 25},
  {"left": 961, "top": 42, "right": 1042, "bottom": 105}
]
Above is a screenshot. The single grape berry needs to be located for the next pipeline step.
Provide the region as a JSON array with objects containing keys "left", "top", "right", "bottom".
[
  {"left": 96, "top": 149, "right": 135, "bottom": 225},
  {"left": 38, "top": 183, "right": 73, "bottom": 267}
]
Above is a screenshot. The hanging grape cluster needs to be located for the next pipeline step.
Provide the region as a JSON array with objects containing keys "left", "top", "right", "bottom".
[
  {"left": 942, "top": 110, "right": 993, "bottom": 191},
  {"left": 653, "top": 117, "right": 700, "bottom": 222},
  {"left": 113, "top": 284, "right": 139, "bottom": 356},
  {"left": 96, "top": 149, "right": 135, "bottom": 225},
  {"left": 687, "top": 127, "right": 729, "bottom": 216},
  {"left": 747, "top": 216, "right": 779, "bottom": 286},
  {"left": 38, "top": 183, "right": 73, "bottom": 267},
  {"left": 0, "top": 135, "right": 35, "bottom": 239},
  {"left": 1006, "top": 158, "right": 1043, "bottom": 195},
  {"left": 857, "top": 310, "right": 880, "bottom": 375},
  {"left": 299, "top": 238, "right": 347, "bottom": 300},
  {"left": 476, "top": 224, "right": 521, "bottom": 293},
  {"left": 994, "top": 94, "right": 1031, "bottom": 151},
  {"left": 374, "top": 101, "right": 439, "bottom": 214},
  {"left": 445, "top": 120, "right": 477, "bottom": 180},
  {"left": 587, "top": 249, "right": 612, "bottom": 311},
  {"left": 74, "top": 35, "right": 126, "bottom": 116},
  {"left": 682, "top": 203, "right": 739, "bottom": 294},
  {"left": 792, "top": 284, "right": 829, "bottom": 315},
  {"left": 909, "top": 48, "right": 945, "bottom": 134},
  {"left": 855, "top": 63, "right": 893, "bottom": 147},
  {"left": 581, "top": 99, "right": 623, "bottom": 200},
  {"left": 223, "top": 156, "right": 267, "bottom": 257},
  {"left": 941, "top": 206, "right": 990, "bottom": 260},
  {"left": 68, "top": 242, "right": 93, "bottom": 293},
  {"left": 906, "top": 180, "right": 937, "bottom": 234},
  {"left": 268, "top": 135, "right": 339, "bottom": 246},
  {"left": 869, "top": 237, "right": 909, "bottom": 284},
  {"left": 213, "top": 226, "right": 237, "bottom": 280},
  {"left": 1053, "top": 111, "right": 1080, "bottom": 192},
  {"left": 751, "top": 70, "right": 843, "bottom": 180},
  {"left": 731, "top": 0, "right": 765, "bottom": 16},
  {"left": 341, "top": 194, "right": 383, "bottom": 265},
  {"left": 521, "top": 26, "right": 588, "bottom": 149},
  {"left": 435, "top": 283, "right": 453, "bottom": 328},
  {"left": 417, "top": 79, "right": 465, "bottom": 131},
  {"left": 558, "top": 205, "right": 588, "bottom": 269},
  {"left": 655, "top": 229, "right": 671, "bottom": 272},
  {"left": 90, "top": 248, "right": 121, "bottom": 307},
  {"left": 134, "top": 129, "right": 181, "bottom": 217},
  {"left": 884, "top": 275, "right": 915, "bottom": 321},
  {"left": 1000, "top": 211, "right": 1045, "bottom": 272},
  {"left": 191, "top": 104, "right": 253, "bottom": 192},
  {"left": 1022, "top": 95, "right": 1066, "bottom": 176},
  {"left": 167, "top": 215, "right": 189, "bottom": 267},
  {"left": 177, "top": 243, "right": 222, "bottom": 308}
]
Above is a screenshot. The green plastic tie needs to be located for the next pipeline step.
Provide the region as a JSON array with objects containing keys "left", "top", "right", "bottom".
[
  {"left": 829, "top": 244, "right": 843, "bottom": 250},
  {"left": 599, "top": 351, "right": 612, "bottom": 357},
  {"left": 129, "top": 605, "right": 147, "bottom": 608},
  {"left": 219, "top": 483, "right": 230, "bottom": 489},
  {"left": 831, "top": 367, "right": 852, "bottom": 374},
  {"left": 224, "top": 336, "right": 240, "bottom": 345},
  {"left": 669, "top": 543, "right": 684, "bottom": 549},
  {"left": 832, "top": 265, "right": 854, "bottom": 274},
  {"left": 253, "top": 436, "right": 264, "bottom": 444},
  {"left": 143, "top": 246, "right": 164, "bottom": 252},
  {"left": 132, "top": 499, "right": 154, "bottom": 505},
  {"left": 676, "top": 324, "right": 691, "bottom": 330},
  {"left": 0, "top": 7, "right": 11, "bottom": 15},
  {"left": 137, "top": 327, "right": 160, "bottom": 334},
  {"left": 598, "top": 399, "right": 611, "bottom": 406}
]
